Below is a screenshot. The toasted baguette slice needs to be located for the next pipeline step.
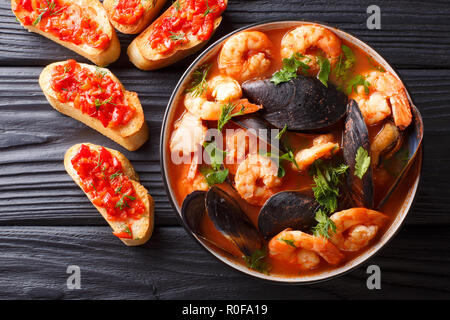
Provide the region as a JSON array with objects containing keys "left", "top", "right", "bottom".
[
  {"left": 39, "top": 61, "right": 149, "bottom": 151},
  {"left": 65, "top": 143, "right": 154, "bottom": 246},
  {"left": 11, "top": 0, "right": 120, "bottom": 66},
  {"left": 103, "top": 0, "right": 167, "bottom": 34},
  {"left": 128, "top": 0, "right": 227, "bottom": 70}
]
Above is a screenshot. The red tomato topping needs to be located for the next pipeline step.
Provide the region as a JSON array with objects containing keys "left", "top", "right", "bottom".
[
  {"left": 50, "top": 59, "right": 135, "bottom": 128},
  {"left": 113, "top": 223, "right": 134, "bottom": 239},
  {"left": 71, "top": 144, "right": 146, "bottom": 222},
  {"left": 13, "top": 0, "right": 110, "bottom": 50},
  {"left": 149, "top": 0, "right": 227, "bottom": 55},
  {"left": 111, "top": 0, "right": 145, "bottom": 25}
]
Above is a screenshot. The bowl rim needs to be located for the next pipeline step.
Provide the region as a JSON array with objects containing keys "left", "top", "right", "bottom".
[{"left": 159, "top": 20, "right": 423, "bottom": 284}]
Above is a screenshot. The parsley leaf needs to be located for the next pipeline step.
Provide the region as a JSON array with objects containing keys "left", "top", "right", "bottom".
[
  {"left": 346, "top": 75, "right": 371, "bottom": 95},
  {"left": 271, "top": 53, "right": 311, "bottom": 85},
  {"left": 310, "top": 160, "right": 349, "bottom": 214},
  {"left": 186, "top": 64, "right": 211, "bottom": 97},
  {"left": 316, "top": 56, "right": 331, "bottom": 87},
  {"left": 200, "top": 166, "right": 229, "bottom": 186},
  {"left": 312, "top": 209, "right": 337, "bottom": 239},
  {"left": 217, "top": 102, "right": 245, "bottom": 131},
  {"left": 261, "top": 150, "right": 299, "bottom": 178},
  {"left": 354, "top": 147, "right": 371, "bottom": 179},
  {"left": 243, "top": 249, "right": 271, "bottom": 274},
  {"left": 334, "top": 45, "right": 356, "bottom": 80}
]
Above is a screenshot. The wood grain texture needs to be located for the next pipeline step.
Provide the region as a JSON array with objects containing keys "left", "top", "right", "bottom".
[
  {"left": 0, "top": 226, "right": 448, "bottom": 300},
  {"left": 2, "top": 1, "right": 450, "bottom": 68},
  {"left": 1, "top": 0, "right": 450, "bottom": 300}
]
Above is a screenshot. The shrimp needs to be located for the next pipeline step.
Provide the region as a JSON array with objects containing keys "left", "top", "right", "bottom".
[
  {"left": 234, "top": 154, "right": 282, "bottom": 206},
  {"left": 281, "top": 25, "right": 342, "bottom": 72},
  {"left": 330, "top": 208, "right": 389, "bottom": 252},
  {"left": 169, "top": 112, "right": 207, "bottom": 156},
  {"left": 293, "top": 134, "right": 340, "bottom": 171},
  {"left": 184, "top": 75, "right": 262, "bottom": 121},
  {"left": 225, "top": 129, "right": 258, "bottom": 174},
  {"left": 353, "top": 71, "right": 412, "bottom": 130},
  {"left": 371, "top": 121, "right": 401, "bottom": 167},
  {"left": 269, "top": 229, "right": 344, "bottom": 270},
  {"left": 218, "top": 31, "right": 273, "bottom": 83}
]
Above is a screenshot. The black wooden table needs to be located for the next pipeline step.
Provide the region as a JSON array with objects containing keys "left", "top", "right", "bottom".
[{"left": 1, "top": 0, "right": 449, "bottom": 300}]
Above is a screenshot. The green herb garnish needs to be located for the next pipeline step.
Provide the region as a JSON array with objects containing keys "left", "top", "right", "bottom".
[
  {"left": 115, "top": 193, "right": 136, "bottom": 210},
  {"left": 200, "top": 141, "right": 229, "bottom": 186},
  {"left": 276, "top": 124, "right": 288, "bottom": 140},
  {"left": 200, "top": 166, "right": 229, "bottom": 187},
  {"left": 271, "top": 53, "right": 311, "bottom": 85},
  {"left": 310, "top": 160, "right": 349, "bottom": 214},
  {"left": 260, "top": 150, "right": 299, "bottom": 178},
  {"left": 346, "top": 75, "right": 371, "bottom": 95},
  {"left": 94, "top": 97, "right": 115, "bottom": 110},
  {"left": 316, "top": 56, "right": 331, "bottom": 87},
  {"left": 203, "top": 0, "right": 214, "bottom": 16},
  {"left": 243, "top": 249, "right": 271, "bottom": 274},
  {"left": 334, "top": 45, "right": 356, "bottom": 80},
  {"left": 217, "top": 102, "right": 245, "bottom": 131},
  {"left": 169, "top": 31, "right": 185, "bottom": 41},
  {"left": 279, "top": 238, "right": 296, "bottom": 248},
  {"left": 95, "top": 67, "right": 107, "bottom": 78},
  {"left": 109, "top": 171, "right": 123, "bottom": 180},
  {"left": 354, "top": 147, "right": 371, "bottom": 179},
  {"left": 312, "top": 209, "right": 337, "bottom": 239},
  {"left": 186, "top": 64, "right": 211, "bottom": 97}
]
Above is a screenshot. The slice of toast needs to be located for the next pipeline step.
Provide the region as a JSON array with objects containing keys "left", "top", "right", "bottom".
[
  {"left": 65, "top": 143, "right": 154, "bottom": 246},
  {"left": 11, "top": 0, "right": 120, "bottom": 66},
  {"left": 103, "top": 0, "right": 167, "bottom": 34},
  {"left": 127, "top": 0, "right": 227, "bottom": 70},
  {"left": 39, "top": 60, "right": 149, "bottom": 151}
]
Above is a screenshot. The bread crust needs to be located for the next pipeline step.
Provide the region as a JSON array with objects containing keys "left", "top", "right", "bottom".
[
  {"left": 103, "top": 0, "right": 167, "bottom": 34},
  {"left": 11, "top": 0, "right": 121, "bottom": 66},
  {"left": 127, "top": 0, "right": 227, "bottom": 70},
  {"left": 39, "top": 61, "right": 149, "bottom": 151},
  {"left": 64, "top": 143, "right": 154, "bottom": 246}
]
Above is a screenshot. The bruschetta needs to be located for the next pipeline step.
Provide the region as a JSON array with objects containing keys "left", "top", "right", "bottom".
[
  {"left": 65, "top": 143, "right": 154, "bottom": 246},
  {"left": 39, "top": 59, "right": 149, "bottom": 151},
  {"left": 128, "top": 0, "right": 227, "bottom": 70},
  {"left": 11, "top": 0, "right": 120, "bottom": 66},
  {"left": 103, "top": 0, "right": 167, "bottom": 35}
]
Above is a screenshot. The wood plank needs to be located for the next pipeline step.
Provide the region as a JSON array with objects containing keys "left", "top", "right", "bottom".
[
  {"left": 1, "top": 1, "right": 450, "bottom": 68},
  {"left": 0, "top": 225, "right": 448, "bottom": 299},
  {"left": 1, "top": 68, "right": 449, "bottom": 226}
]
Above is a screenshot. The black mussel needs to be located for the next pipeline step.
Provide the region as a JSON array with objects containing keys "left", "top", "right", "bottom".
[
  {"left": 181, "top": 187, "right": 263, "bottom": 257},
  {"left": 242, "top": 75, "right": 348, "bottom": 131},
  {"left": 343, "top": 100, "right": 374, "bottom": 208},
  {"left": 258, "top": 191, "right": 320, "bottom": 239}
]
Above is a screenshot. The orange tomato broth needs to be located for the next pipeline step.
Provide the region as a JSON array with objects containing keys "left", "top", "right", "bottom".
[
  {"left": 13, "top": 0, "right": 110, "bottom": 50},
  {"left": 166, "top": 26, "right": 414, "bottom": 277}
]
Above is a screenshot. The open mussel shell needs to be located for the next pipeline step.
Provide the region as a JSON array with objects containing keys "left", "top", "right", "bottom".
[
  {"left": 377, "top": 104, "right": 423, "bottom": 207},
  {"left": 258, "top": 191, "right": 320, "bottom": 239},
  {"left": 343, "top": 99, "right": 374, "bottom": 208},
  {"left": 242, "top": 75, "right": 347, "bottom": 131},
  {"left": 181, "top": 187, "right": 263, "bottom": 257}
]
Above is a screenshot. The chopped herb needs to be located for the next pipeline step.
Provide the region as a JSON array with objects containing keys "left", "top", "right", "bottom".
[
  {"left": 243, "top": 249, "right": 271, "bottom": 274},
  {"left": 94, "top": 97, "right": 115, "bottom": 110},
  {"left": 201, "top": 141, "right": 229, "bottom": 186},
  {"left": 89, "top": 183, "right": 97, "bottom": 192},
  {"left": 109, "top": 171, "right": 123, "bottom": 180},
  {"left": 123, "top": 224, "right": 132, "bottom": 237},
  {"left": 367, "top": 56, "right": 386, "bottom": 73},
  {"left": 32, "top": 11, "right": 45, "bottom": 26},
  {"left": 316, "top": 55, "right": 331, "bottom": 87},
  {"left": 346, "top": 75, "right": 371, "bottom": 95},
  {"left": 94, "top": 156, "right": 103, "bottom": 170},
  {"left": 276, "top": 124, "right": 288, "bottom": 140},
  {"left": 310, "top": 160, "right": 349, "bottom": 214},
  {"left": 115, "top": 193, "right": 136, "bottom": 210},
  {"left": 200, "top": 166, "right": 229, "bottom": 186},
  {"left": 271, "top": 53, "right": 311, "bottom": 85},
  {"left": 32, "top": 1, "right": 62, "bottom": 26},
  {"left": 186, "top": 64, "right": 211, "bottom": 97},
  {"left": 95, "top": 67, "right": 107, "bottom": 78},
  {"left": 63, "top": 65, "right": 71, "bottom": 74},
  {"left": 261, "top": 150, "right": 299, "bottom": 178},
  {"left": 279, "top": 238, "right": 296, "bottom": 248},
  {"left": 354, "top": 147, "right": 371, "bottom": 179},
  {"left": 203, "top": 0, "right": 214, "bottom": 16},
  {"left": 312, "top": 209, "right": 337, "bottom": 239},
  {"left": 334, "top": 45, "right": 356, "bottom": 80},
  {"left": 173, "top": 0, "right": 181, "bottom": 11},
  {"left": 217, "top": 102, "right": 245, "bottom": 131},
  {"left": 115, "top": 185, "right": 122, "bottom": 194},
  {"left": 169, "top": 31, "right": 185, "bottom": 41}
]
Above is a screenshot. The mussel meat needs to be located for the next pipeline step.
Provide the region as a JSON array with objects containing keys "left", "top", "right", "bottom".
[
  {"left": 343, "top": 100, "right": 374, "bottom": 208},
  {"left": 258, "top": 191, "right": 320, "bottom": 239},
  {"left": 181, "top": 186, "right": 263, "bottom": 257},
  {"left": 242, "top": 75, "right": 348, "bottom": 131}
]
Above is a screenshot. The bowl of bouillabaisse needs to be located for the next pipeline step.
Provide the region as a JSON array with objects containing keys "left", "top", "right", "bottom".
[{"left": 160, "top": 21, "right": 423, "bottom": 284}]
